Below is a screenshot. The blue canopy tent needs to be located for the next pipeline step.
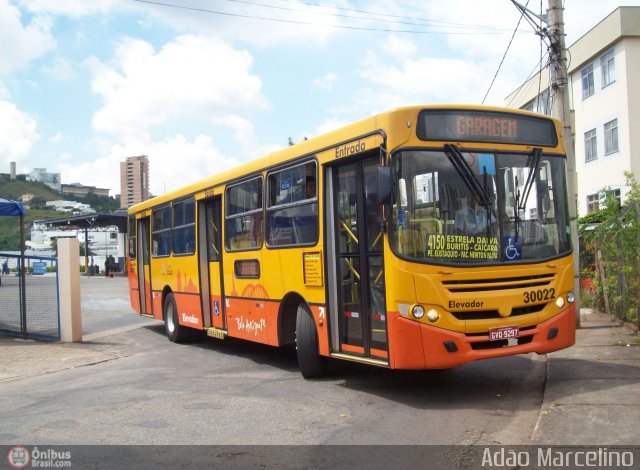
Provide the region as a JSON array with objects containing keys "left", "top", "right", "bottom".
[{"left": 0, "top": 198, "right": 27, "bottom": 337}]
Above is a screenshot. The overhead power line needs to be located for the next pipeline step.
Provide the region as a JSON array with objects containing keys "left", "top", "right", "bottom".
[
  {"left": 482, "top": 0, "right": 530, "bottom": 104},
  {"left": 132, "top": 0, "right": 523, "bottom": 35},
  {"left": 272, "top": 0, "right": 517, "bottom": 32}
]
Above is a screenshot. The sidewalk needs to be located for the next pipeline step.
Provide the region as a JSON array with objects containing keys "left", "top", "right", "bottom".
[
  {"left": 531, "top": 309, "right": 640, "bottom": 445},
  {"left": 0, "top": 321, "right": 156, "bottom": 382}
]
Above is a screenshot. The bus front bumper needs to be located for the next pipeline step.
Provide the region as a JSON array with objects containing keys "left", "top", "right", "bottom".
[{"left": 391, "top": 304, "right": 576, "bottom": 370}]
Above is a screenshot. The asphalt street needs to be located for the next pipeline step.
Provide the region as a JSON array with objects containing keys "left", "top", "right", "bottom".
[{"left": 0, "top": 277, "right": 639, "bottom": 468}]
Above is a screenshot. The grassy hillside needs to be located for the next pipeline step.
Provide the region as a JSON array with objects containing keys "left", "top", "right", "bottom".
[
  {"left": 0, "top": 209, "right": 69, "bottom": 251},
  {"left": 0, "top": 178, "right": 61, "bottom": 201}
]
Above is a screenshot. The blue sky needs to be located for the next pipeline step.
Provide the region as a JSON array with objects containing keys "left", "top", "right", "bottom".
[{"left": 1, "top": 0, "right": 638, "bottom": 197}]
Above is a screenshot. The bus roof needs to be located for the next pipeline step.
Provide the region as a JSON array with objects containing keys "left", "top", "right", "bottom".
[{"left": 128, "top": 104, "right": 562, "bottom": 214}]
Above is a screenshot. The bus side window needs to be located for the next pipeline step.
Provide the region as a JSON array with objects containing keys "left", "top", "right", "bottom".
[
  {"left": 225, "top": 177, "right": 263, "bottom": 250},
  {"left": 266, "top": 160, "right": 318, "bottom": 247}
]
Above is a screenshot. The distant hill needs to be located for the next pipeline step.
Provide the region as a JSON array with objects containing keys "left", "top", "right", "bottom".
[
  {"left": 0, "top": 178, "right": 61, "bottom": 201},
  {"left": 0, "top": 177, "right": 120, "bottom": 250},
  {"left": 0, "top": 177, "right": 119, "bottom": 212}
]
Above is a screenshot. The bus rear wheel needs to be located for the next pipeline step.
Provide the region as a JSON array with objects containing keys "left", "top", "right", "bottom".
[
  {"left": 295, "top": 304, "right": 327, "bottom": 378},
  {"left": 164, "top": 292, "right": 190, "bottom": 343}
]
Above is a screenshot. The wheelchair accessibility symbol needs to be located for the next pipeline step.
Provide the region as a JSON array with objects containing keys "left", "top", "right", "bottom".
[
  {"left": 504, "top": 237, "right": 522, "bottom": 260},
  {"left": 213, "top": 300, "right": 220, "bottom": 316}
]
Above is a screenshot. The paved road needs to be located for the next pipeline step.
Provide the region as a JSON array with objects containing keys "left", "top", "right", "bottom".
[
  {"left": 80, "top": 276, "right": 153, "bottom": 336},
  {"left": 1, "top": 278, "right": 639, "bottom": 468},
  {"left": 1, "top": 323, "right": 547, "bottom": 446}
]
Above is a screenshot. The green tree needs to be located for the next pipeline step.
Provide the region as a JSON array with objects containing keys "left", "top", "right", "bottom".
[{"left": 579, "top": 171, "right": 640, "bottom": 327}]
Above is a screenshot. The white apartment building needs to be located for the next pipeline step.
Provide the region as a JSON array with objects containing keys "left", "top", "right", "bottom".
[{"left": 505, "top": 6, "right": 640, "bottom": 215}]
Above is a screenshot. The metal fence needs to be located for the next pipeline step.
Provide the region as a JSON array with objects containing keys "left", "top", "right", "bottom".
[{"left": 0, "top": 254, "right": 60, "bottom": 340}]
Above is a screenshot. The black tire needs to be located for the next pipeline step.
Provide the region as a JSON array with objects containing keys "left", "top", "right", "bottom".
[
  {"left": 296, "top": 304, "right": 327, "bottom": 378},
  {"left": 164, "top": 292, "right": 191, "bottom": 343}
]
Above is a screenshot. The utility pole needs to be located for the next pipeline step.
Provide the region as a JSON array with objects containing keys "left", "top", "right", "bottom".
[
  {"left": 511, "top": 0, "right": 581, "bottom": 327},
  {"left": 547, "top": 0, "right": 581, "bottom": 327}
]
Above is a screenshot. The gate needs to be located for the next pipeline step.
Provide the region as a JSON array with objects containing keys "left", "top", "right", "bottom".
[{"left": 0, "top": 254, "right": 60, "bottom": 341}]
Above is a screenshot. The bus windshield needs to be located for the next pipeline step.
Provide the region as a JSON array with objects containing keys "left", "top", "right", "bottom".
[{"left": 390, "top": 148, "right": 572, "bottom": 264}]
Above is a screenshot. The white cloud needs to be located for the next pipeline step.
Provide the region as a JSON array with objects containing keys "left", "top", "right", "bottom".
[
  {"left": 382, "top": 34, "right": 418, "bottom": 61},
  {"left": 359, "top": 48, "right": 489, "bottom": 109},
  {"left": 212, "top": 114, "right": 256, "bottom": 151},
  {"left": 50, "top": 132, "right": 63, "bottom": 143},
  {"left": 0, "top": 0, "right": 55, "bottom": 75},
  {"left": 0, "top": 81, "right": 9, "bottom": 100},
  {"left": 57, "top": 133, "right": 240, "bottom": 196},
  {"left": 315, "top": 117, "right": 350, "bottom": 136},
  {"left": 87, "top": 34, "right": 266, "bottom": 138},
  {"left": 0, "top": 100, "right": 39, "bottom": 170},
  {"left": 314, "top": 72, "right": 338, "bottom": 90},
  {"left": 40, "top": 56, "right": 76, "bottom": 80}
]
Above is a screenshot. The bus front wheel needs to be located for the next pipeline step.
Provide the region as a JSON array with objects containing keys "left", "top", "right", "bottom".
[
  {"left": 164, "top": 292, "right": 190, "bottom": 343},
  {"left": 295, "top": 304, "right": 327, "bottom": 378}
]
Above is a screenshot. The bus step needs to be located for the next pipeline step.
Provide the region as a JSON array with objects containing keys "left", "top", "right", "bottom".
[
  {"left": 330, "top": 353, "right": 389, "bottom": 367},
  {"left": 206, "top": 327, "right": 227, "bottom": 340}
]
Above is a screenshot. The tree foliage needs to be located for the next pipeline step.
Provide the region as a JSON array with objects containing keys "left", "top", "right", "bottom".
[{"left": 578, "top": 171, "right": 640, "bottom": 328}]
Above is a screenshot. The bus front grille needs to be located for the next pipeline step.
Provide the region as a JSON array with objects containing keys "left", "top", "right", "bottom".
[{"left": 442, "top": 274, "right": 555, "bottom": 293}]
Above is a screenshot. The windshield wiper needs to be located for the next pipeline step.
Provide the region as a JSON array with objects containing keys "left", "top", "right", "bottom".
[
  {"left": 519, "top": 147, "right": 542, "bottom": 213},
  {"left": 444, "top": 144, "right": 491, "bottom": 207},
  {"left": 514, "top": 147, "right": 542, "bottom": 242}
]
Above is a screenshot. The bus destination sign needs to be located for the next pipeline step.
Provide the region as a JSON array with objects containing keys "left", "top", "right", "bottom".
[{"left": 417, "top": 109, "right": 558, "bottom": 147}]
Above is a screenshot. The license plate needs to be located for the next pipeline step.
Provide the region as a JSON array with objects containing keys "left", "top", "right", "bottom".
[{"left": 489, "top": 325, "right": 519, "bottom": 341}]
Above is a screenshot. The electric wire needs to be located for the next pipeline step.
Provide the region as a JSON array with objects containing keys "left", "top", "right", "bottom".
[
  {"left": 132, "top": 0, "right": 521, "bottom": 35},
  {"left": 482, "top": 0, "right": 530, "bottom": 103},
  {"left": 274, "top": 0, "right": 516, "bottom": 31},
  {"left": 505, "top": 51, "right": 551, "bottom": 108}
]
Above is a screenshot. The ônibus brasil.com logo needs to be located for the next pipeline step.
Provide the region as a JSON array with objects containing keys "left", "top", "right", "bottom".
[
  {"left": 7, "top": 446, "right": 72, "bottom": 468},
  {"left": 7, "top": 446, "right": 30, "bottom": 469}
]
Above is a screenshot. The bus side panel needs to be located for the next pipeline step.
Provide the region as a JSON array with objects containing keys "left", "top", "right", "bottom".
[
  {"left": 174, "top": 292, "right": 204, "bottom": 329},
  {"left": 309, "top": 305, "right": 330, "bottom": 356},
  {"left": 151, "top": 290, "right": 163, "bottom": 320},
  {"left": 128, "top": 258, "right": 141, "bottom": 314},
  {"left": 225, "top": 297, "right": 278, "bottom": 346}
]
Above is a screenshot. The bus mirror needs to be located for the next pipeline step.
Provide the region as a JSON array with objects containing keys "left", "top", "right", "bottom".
[{"left": 377, "top": 167, "right": 391, "bottom": 205}]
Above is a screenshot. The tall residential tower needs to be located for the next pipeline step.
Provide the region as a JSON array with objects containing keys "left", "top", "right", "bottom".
[{"left": 120, "top": 155, "right": 150, "bottom": 209}]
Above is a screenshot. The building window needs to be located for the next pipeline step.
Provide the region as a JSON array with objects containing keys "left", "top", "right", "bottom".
[
  {"left": 581, "top": 64, "right": 594, "bottom": 99},
  {"left": 587, "top": 194, "right": 599, "bottom": 214},
  {"left": 601, "top": 49, "right": 615, "bottom": 87},
  {"left": 604, "top": 119, "right": 619, "bottom": 155},
  {"left": 603, "top": 188, "right": 621, "bottom": 208},
  {"left": 584, "top": 129, "right": 597, "bottom": 162}
]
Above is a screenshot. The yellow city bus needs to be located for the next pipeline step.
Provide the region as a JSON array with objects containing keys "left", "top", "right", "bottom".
[{"left": 127, "top": 105, "right": 576, "bottom": 378}]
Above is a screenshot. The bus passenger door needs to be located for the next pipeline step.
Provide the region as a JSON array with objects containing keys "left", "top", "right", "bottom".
[
  {"left": 137, "top": 217, "right": 153, "bottom": 315},
  {"left": 326, "top": 155, "right": 388, "bottom": 361},
  {"left": 198, "top": 197, "right": 225, "bottom": 330}
]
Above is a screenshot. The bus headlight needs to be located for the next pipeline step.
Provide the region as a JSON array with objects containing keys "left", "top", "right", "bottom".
[
  {"left": 426, "top": 309, "right": 440, "bottom": 322},
  {"left": 567, "top": 291, "right": 575, "bottom": 303},
  {"left": 555, "top": 296, "right": 565, "bottom": 309},
  {"left": 412, "top": 305, "right": 425, "bottom": 319}
]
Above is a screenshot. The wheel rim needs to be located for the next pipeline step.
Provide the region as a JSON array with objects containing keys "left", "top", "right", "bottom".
[{"left": 166, "top": 302, "right": 175, "bottom": 333}]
